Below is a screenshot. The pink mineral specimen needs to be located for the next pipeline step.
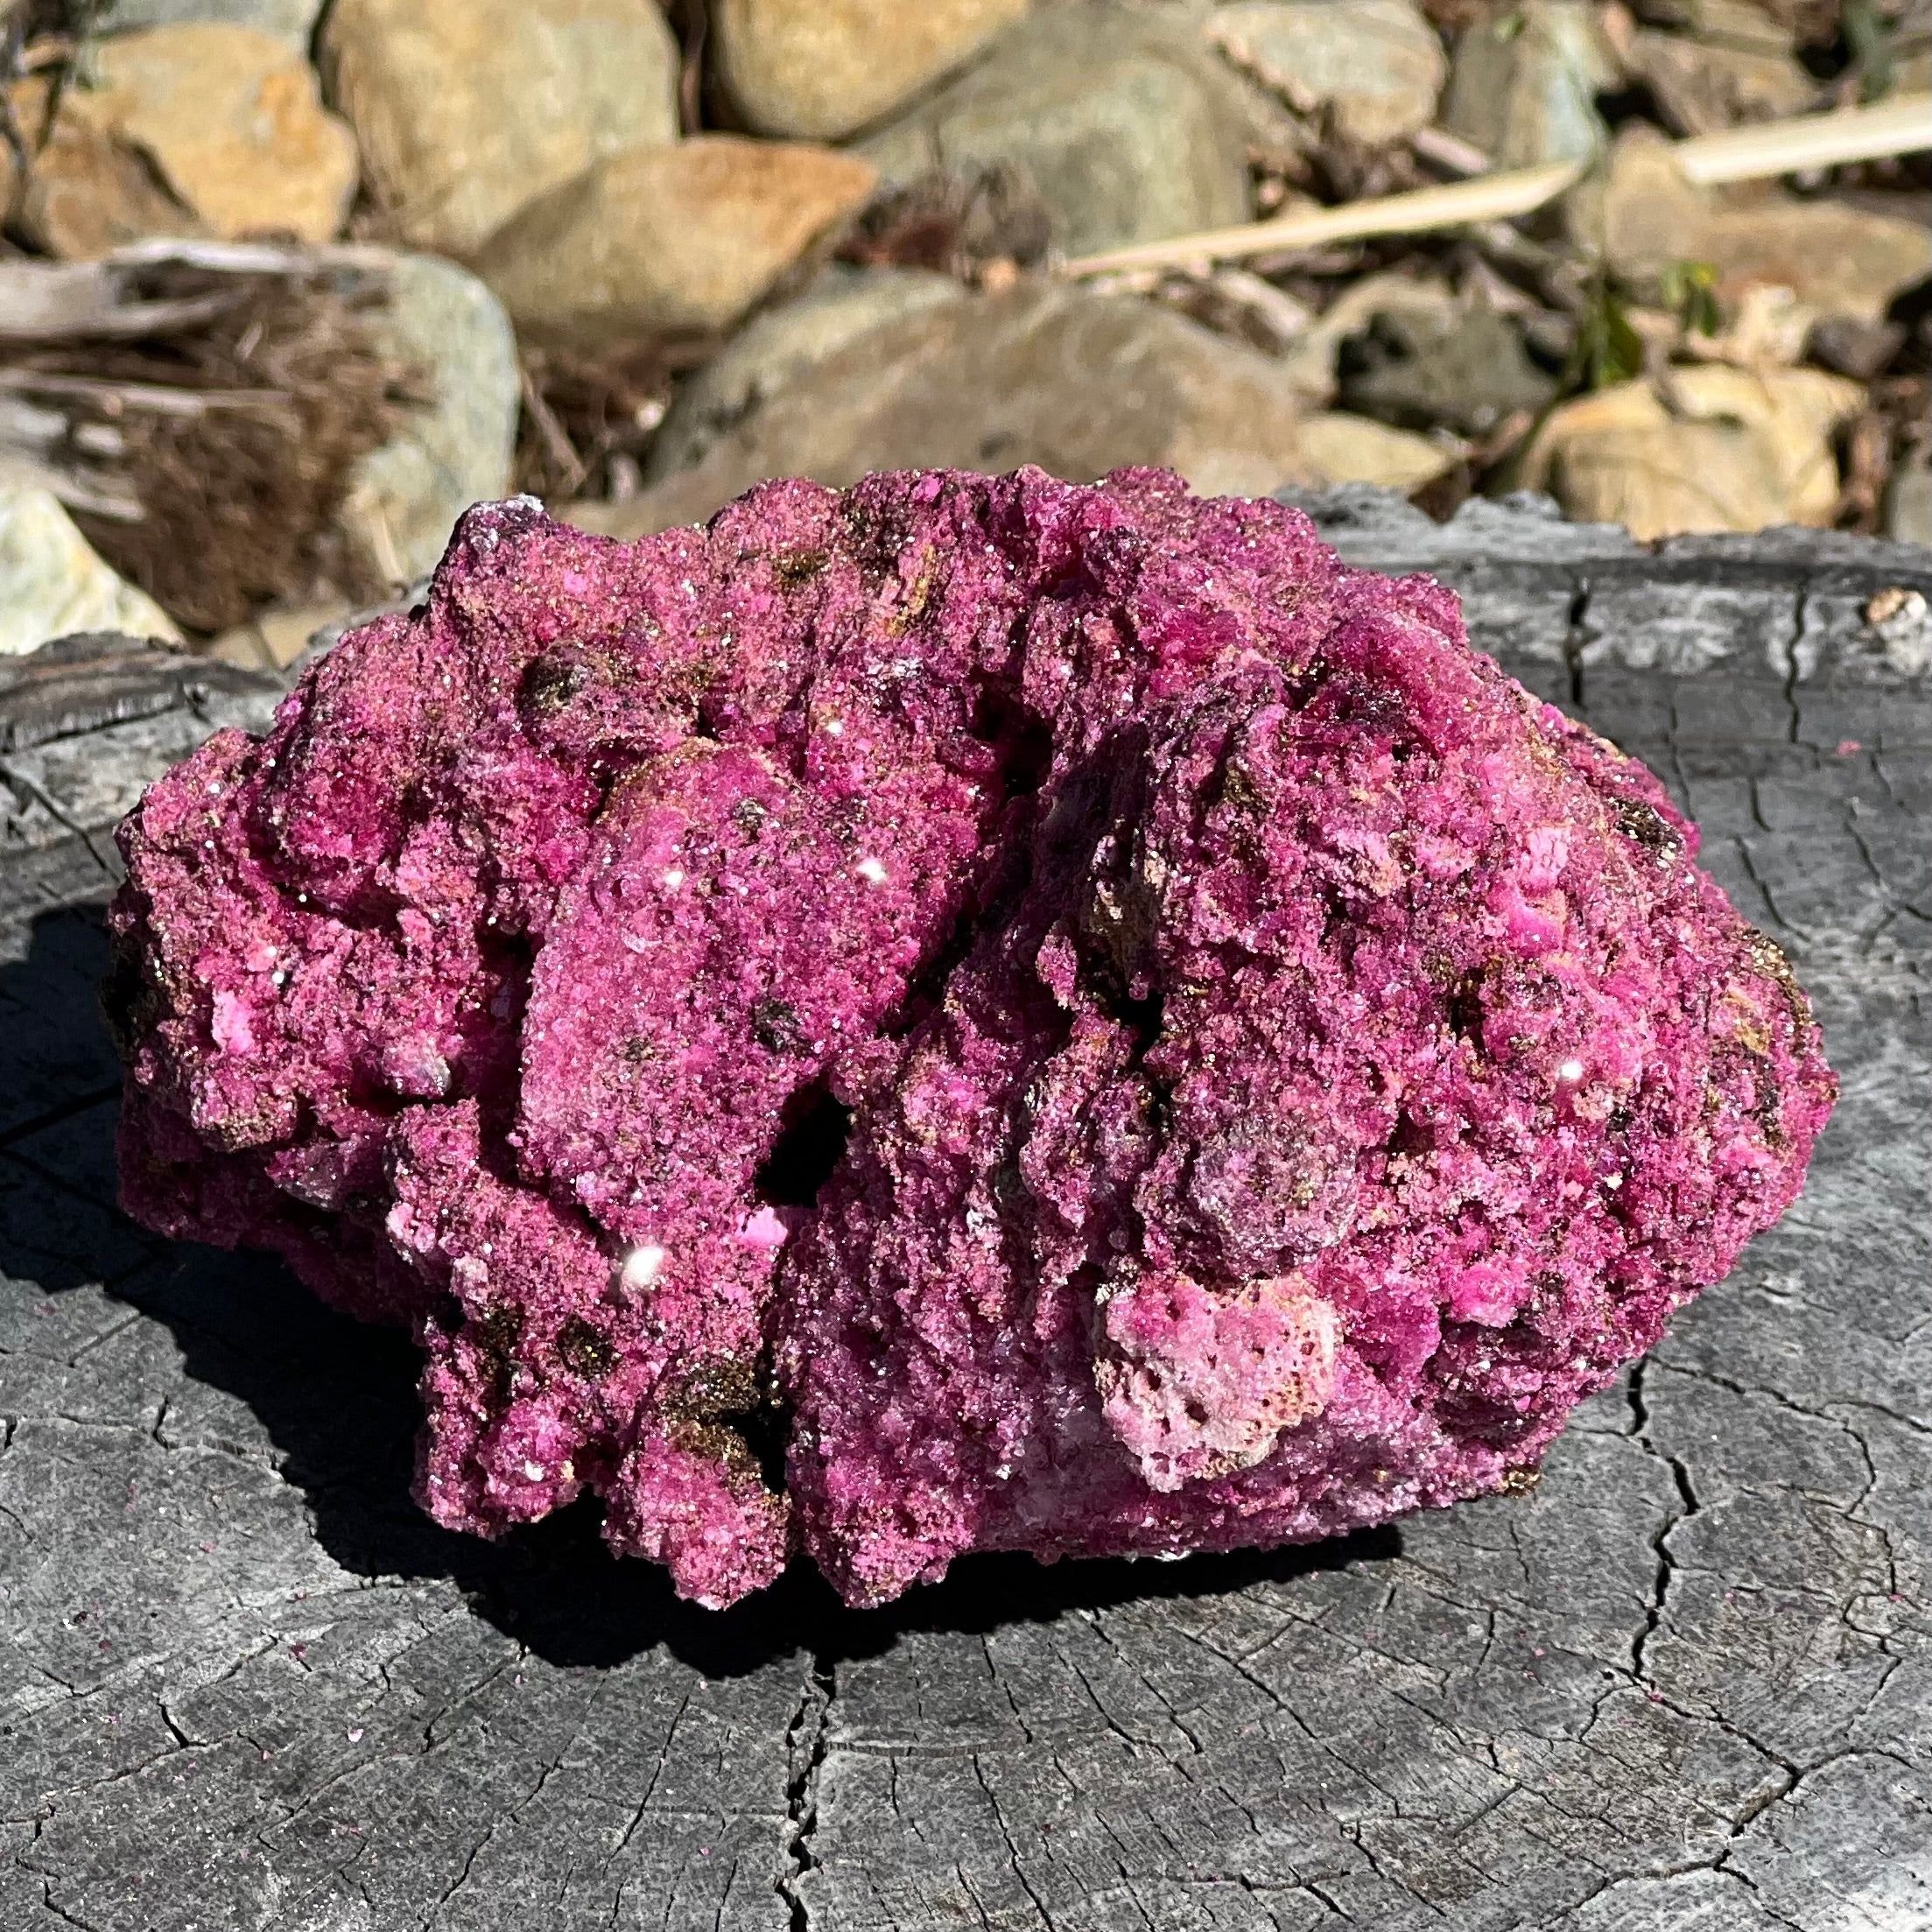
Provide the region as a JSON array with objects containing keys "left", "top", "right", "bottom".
[{"left": 109, "top": 469, "right": 1837, "bottom": 1608}]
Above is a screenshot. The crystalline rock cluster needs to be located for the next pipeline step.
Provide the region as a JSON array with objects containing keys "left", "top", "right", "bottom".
[{"left": 109, "top": 470, "right": 1836, "bottom": 1608}]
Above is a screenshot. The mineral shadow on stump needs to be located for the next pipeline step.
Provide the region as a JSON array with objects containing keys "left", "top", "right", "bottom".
[{"left": 107, "top": 469, "right": 1833, "bottom": 1611}]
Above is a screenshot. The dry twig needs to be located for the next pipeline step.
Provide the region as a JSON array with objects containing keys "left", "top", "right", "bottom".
[{"left": 1064, "top": 95, "right": 1932, "bottom": 278}]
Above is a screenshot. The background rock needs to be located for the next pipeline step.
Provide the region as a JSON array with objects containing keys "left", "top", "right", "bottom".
[
  {"left": 648, "top": 264, "right": 965, "bottom": 479},
  {"left": 714, "top": 0, "right": 1028, "bottom": 141},
  {"left": 6, "top": 75, "right": 197, "bottom": 260},
  {"left": 334, "top": 253, "right": 521, "bottom": 585},
  {"left": 1275, "top": 268, "right": 1461, "bottom": 405},
  {"left": 474, "top": 137, "right": 877, "bottom": 351},
  {"left": 1888, "top": 449, "right": 1932, "bottom": 547},
  {"left": 1441, "top": 0, "right": 1620, "bottom": 166},
  {"left": 1628, "top": 0, "right": 1815, "bottom": 136},
  {"left": 204, "top": 600, "right": 349, "bottom": 673},
  {"left": 23, "top": 25, "right": 356, "bottom": 252},
  {"left": 88, "top": 0, "right": 324, "bottom": 46},
  {"left": 1338, "top": 306, "right": 1556, "bottom": 436},
  {"left": 0, "top": 485, "right": 179, "bottom": 654},
  {"left": 1297, "top": 411, "right": 1452, "bottom": 489},
  {"left": 1565, "top": 122, "right": 1711, "bottom": 282},
  {"left": 1205, "top": 0, "right": 1447, "bottom": 147},
  {"left": 1521, "top": 366, "right": 1863, "bottom": 538},
  {"left": 1704, "top": 195, "right": 1932, "bottom": 324},
  {"left": 1570, "top": 151, "right": 1929, "bottom": 330},
  {"left": 570, "top": 281, "right": 1323, "bottom": 535},
  {"left": 320, "top": 0, "right": 680, "bottom": 258},
  {"left": 1632, "top": 26, "right": 1815, "bottom": 136},
  {"left": 857, "top": 4, "right": 1273, "bottom": 256}
]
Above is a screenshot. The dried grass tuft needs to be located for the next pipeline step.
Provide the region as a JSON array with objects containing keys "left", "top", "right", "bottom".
[
  {"left": 5, "top": 262, "right": 414, "bottom": 631},
  {"left": 512, "top": 336, "right": 718, "bottom": 502}
]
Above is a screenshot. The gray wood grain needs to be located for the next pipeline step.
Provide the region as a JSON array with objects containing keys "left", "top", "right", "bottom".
[{"left": 3, "top": 495, "right": 1929, "bottom": 1930}]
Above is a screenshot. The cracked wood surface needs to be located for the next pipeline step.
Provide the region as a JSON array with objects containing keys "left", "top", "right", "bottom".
[{"left": 3, "top": 492, "right": 1930, "bottom": 1931}]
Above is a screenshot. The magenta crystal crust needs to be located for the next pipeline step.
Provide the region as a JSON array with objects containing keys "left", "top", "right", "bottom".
[{"left": 109, "top": 469, "right": 1836, "bottom": 1608}]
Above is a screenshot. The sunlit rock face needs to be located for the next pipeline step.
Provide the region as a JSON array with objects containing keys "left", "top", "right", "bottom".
[{"left": 109, "top": 470, "right": 1836, "bottom": 1608}]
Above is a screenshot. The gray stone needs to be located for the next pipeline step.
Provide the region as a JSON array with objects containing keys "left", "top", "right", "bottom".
[
  {"left": 1205, "top": 0, "right": 1448, "bottom": 147},
  {"left": 88, "top": 0, "right": 322, "bottom": 48},
  {"left": 336, "top": 252, "right": 520, "bottom": 586},
  {"left": 1337, "top": 304, "right": 1557, "bottom": 437},
  {"left": 1441, "top": 0, "right": 1619, "bottom": 167},
  {"left": 649, "top": 266, "right": 966, "bottom": 481},
  {"left": 0, "top": 485, "right": 177, "bottom": 657},
  {"left": 1886, "top": 447, "right": 1932, "bottom": 549},
  {"left": 856, "top": 4, "right": 1275, "bottom": 257},
  {"left": 5, "top": 499, "right": 1931, "bottom": 1928},
  {"left": 1627, "top": 0, "right": 1816, "bottom": 137},
  {"left": 575, "top": 281, "right": 1323, "bottom": 537}
]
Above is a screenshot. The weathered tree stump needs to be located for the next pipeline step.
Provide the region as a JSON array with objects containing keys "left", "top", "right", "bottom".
[{"left": 3, "top": 493, "right": 1929, "bottom": 1931}]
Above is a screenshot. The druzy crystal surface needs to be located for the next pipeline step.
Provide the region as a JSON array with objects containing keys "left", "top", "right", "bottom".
[{"left": 110, "top": 469, "right": 1836, "bottom": 1608}]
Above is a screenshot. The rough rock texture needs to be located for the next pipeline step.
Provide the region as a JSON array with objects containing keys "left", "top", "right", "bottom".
[
  {"left": 4, "top": 495, "right": 1929, "bottom": 1927},
  {"left": 60, "top": 24, "right": 355, "bottom": 244},
  {"left": 108, "top": 472, "right": 1830, "bottom": 1617},
  {"left": 10, "top": 25, "right": 358, "bottom": 256}
]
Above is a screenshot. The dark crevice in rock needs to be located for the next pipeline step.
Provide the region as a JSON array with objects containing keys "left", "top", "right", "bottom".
[
  {"left": 755, "top": 1081, "right": 853, "bottom": 1210},
  {"left": 968, "top": 684, "right": 1054, "bottom": 801}
]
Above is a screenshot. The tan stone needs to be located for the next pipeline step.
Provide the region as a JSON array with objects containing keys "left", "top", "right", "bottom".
[
  {"left": 1703, "top": 196, "right": 1932, "bottom": 326},
  {"left": 562, "top": 282, "right": 1323, "bottom": 537},
  {"left": 52, "top": 25, "right": 358, "bottom": 246},
  {"left": 474, "top": 137, "right": 878, "bottom": 352},
  {"left": 715, "top": 0, "right": 1028, "bottom": 141},
  {"left": 1298, "top": 413, "right": 1453, "bottom": 491},
  {"left": 320, "top": 0, "right": 679, "bottom": 258},
  {"left": 6, "top": 76, "right": 199, "bottom": 259},
  {"left": 1521, "top": 367, "right": 1863, "bottom": 539},
  {"left": 206, "top": 601, "right": 349, "bottom": 674},
  {"left": 1205, "top": 0, "right": 1447, "bottom": 147},
  {"left": 1565, "top": 123, "right": 1711, "bottom": 283}
]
